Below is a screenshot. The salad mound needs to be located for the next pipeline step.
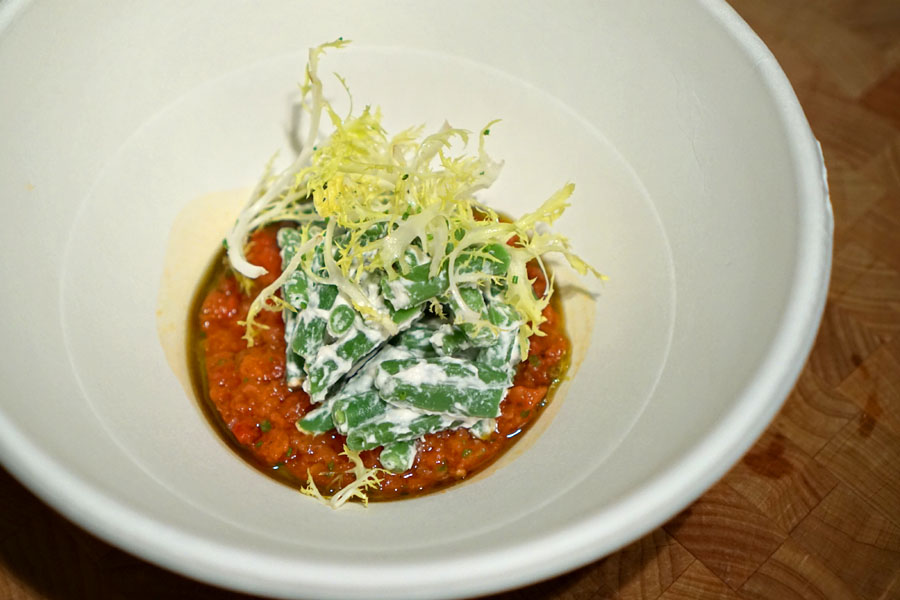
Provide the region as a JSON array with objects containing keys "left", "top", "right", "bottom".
[{"left": 214, "top": 40, "right": 598, "bottom": 507}]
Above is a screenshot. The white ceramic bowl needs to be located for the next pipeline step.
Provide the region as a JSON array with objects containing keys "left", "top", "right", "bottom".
[{"left": 0, "top": 1, "right": 830, "bottom": 598}]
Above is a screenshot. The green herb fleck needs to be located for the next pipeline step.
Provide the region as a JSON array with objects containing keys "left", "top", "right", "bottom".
[
  {"left": 254, "top": 441, "right": 263, "bottom": 449},
  {"left": 528, "top": 355, "right": 540, "bottom": 366},
  {"left": 401, "top": 173, "right": 409, "bottom": 180},
  {"left": 260, "top": 419, "right": 272, "bottom": 433},
  {"left": 437, "top": 464, "right": 448, "bottom": 472},
  {"left": 520, "top": 409, "right": 531, "bottom": 418},
  {"left": 512, "top": 275, "right": 518, "bottom": 284},
  {"left": 483, "top": 128, "right": 490, "bottom": 135},
  {"left": 327, "top": 460, "right": 335, "bottom": 471},
  {"left": 461, "top": 448, "right": 472, "bottom": 458}
]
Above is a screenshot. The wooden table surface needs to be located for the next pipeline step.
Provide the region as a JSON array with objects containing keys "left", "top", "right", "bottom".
[{"left": 3, "top": 1, "right": 900, "bottom": 598}]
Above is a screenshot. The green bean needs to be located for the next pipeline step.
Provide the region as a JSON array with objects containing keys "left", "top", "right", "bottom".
[
  {"left": 336, "top": 330, "right": 378, "bottom": 363},
  {"left": 296, "top": 403, "right": 335, "bottom": 434},
  {"left": 379, "top": 440, "right": 417, "bottom": 473},
  {"left": 357, "top": 222, "right": 388, "bottom": 247},
  {"left": 346, "top": 413, "right": 461, "bottom": 451},
  {"left": 303, "top": 287, "right": 420, "bottom": 403},
  {"left": 487, "top": 299, "right": 519, "bottom": 327},
  {"left": 279, "top": 228, "right": 311, "bottom": 309},
  {"left": 381, "top": 242, "right": 510, "bottom": 311},
  {"left": 430, "top": 324, "right": 473, "bottom": 357},
  {"left": 390, "top": 305, "right": 421, "bottom": 324},
  {"left": 290, "top": 314, "right": 327, "bottom": 360},
  {"left": 379, "top": 356, "right": 473, "bottom": 378},
  {"left": 475, "top": 299, "right": 520, "bottom": 375},
  {"left": 454, "top": 285, "right": 486, "bottom": 313},
  {"left": 280, "top": 229, "right": 311, "bottom": 386},
  {"left": 306, "top": 358, "right": 338, "bottom": 396},
  {"left": 443, "top": 286, "right": 494, "bottom": 347},
  {"left": 285, "top": 348, "right": 305, "bottom": 389},
  {"left": 316, "top": 283, "right": 338, "bottom": 311},
  {"left": 469, "top": 418, "right": 496, "bottom": 440},
  {"left": 328, "top": 304, "right": 356, "bottom": 337},
  {"left": 456, "top": 243, "right": 510, "bottom": 276},
  {"left": 381, "top": 263, "right": 449, "bottom": 310},
  {"left": 331, "top": 391, "right": 387, "bottom": 435},
  {"left": 280, "top": 226, "right": 339, "bottom": 370},
  {"left": 282, "top": 307, "right": 305, "bottom": 388},
  {"left": 391, "top": 320, "right": 440, "bottom": 356},
  {"left": 377, "top": 357, "right": 504, "bottom": 418},
  {"left": 382, "top": 384, "right": 503, "bottom": 418}
]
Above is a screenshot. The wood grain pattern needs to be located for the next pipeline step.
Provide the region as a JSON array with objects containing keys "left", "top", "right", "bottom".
[
  {"left": 2, "top": 1, "right": 900, "bottom": 598},
  {"left": 738, "top": 540, "right": 861, "bottom": 600},
  {"left": 663, "top": 482, "right": 787, "bottom": 590}
]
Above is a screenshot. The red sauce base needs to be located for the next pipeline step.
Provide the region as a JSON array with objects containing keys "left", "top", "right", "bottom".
[{"left": 194, "top": 226, "right": 568, "bottom": 500}]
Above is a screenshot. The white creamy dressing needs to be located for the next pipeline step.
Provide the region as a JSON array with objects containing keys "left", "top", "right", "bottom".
[{"left": 384, "top": 279, "right": 412, "bottom": 308}]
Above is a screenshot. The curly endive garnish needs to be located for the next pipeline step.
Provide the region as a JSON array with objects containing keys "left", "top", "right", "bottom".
[
  {"left": 224, "top": 38, "right": 350, "bottom": 278},
  {"left": 299, "top": 446, "right": 387, "bottom": 509},
  {"left": 238, "top": 232, "right": 322, "bottom": 346},
  {"left": 229, "top": 39, "right": 601, "bottom": 352}
]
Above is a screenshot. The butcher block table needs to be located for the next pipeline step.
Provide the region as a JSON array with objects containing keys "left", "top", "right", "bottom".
[{"left": 2, "top": 1, "right": 899, "bottom": 598}]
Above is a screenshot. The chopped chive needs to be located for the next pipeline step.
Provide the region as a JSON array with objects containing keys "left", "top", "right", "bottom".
[
  {"left": 254, "top": 441, "right": 263, "bottom": 449},
  {"left": 327, "top": 460, "right": 335, "bottom": 471},
  {"left": 260, "top": 419, "right": 272, "bottom": 433},
  {"left": 512, "top": 275, "right": 518, "bottom": 284},
  {"left": 461, "top": 448, "right": 472, "bottom": 458},
  {"left": 483, "top": 129, "right": 490, "bottom": 135},
  {"left": 401, "top": 173, "right": 409, "bottom": 180},
  {"left": 285, "top": 447, "right": 293, "bottom": 458},
  {"left": 520, "top": 409, "right": 531, "bottom": 418},
  {"left": 437, "top": 464, "right": 448, "bottom": 472},
  {"left": 528, "top": 355, "right": 540, "bottom": 366}
]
